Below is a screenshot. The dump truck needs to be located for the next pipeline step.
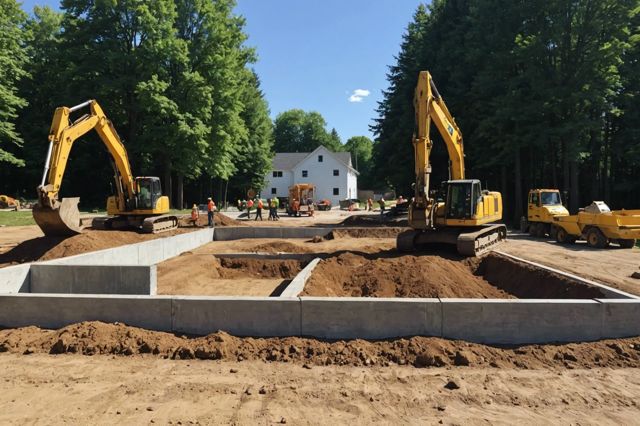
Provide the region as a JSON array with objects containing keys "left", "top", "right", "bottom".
[
  {"left": 552, "top": 201, "right": 639, "bottom": 248},
  {"left": 33, "top": 100, "right": 178, "bottom": 236},
  {"left": 287, "top": 183, "right": 315, "bottom": 216},
  {"left": 520, "top": 189, "right": 569, "bottom": 238}
]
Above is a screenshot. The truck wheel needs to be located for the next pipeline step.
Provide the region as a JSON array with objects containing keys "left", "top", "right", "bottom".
[
  {"left": 528, "top": 223, "right": 538, "bottom": 237},
  {"left": 535, "top": 224, "right": 547, "bottom": 238},
  {"left": 549, "top": 225, "right": 558, "bottom": 240},
  {"left": 556, "top": 227, "right": 569, "bottom": 244},
  {"left": 586, "top": 228, "right": 608, "bottom": 248},
  {"left": 619, "top": 239, "right": 636, "bottom": 249}
]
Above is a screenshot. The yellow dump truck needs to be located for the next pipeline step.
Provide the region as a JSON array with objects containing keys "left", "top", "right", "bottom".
[
  {"left": 553, "top": 201, "right": 639, "bottom": 248},
  {"left": 520, "top": 189, "right": 569, "bottom": 237}
]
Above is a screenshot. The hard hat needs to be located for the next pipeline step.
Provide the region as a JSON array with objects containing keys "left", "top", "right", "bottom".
[{"left": 208, "top": 197, "right": 212, "bottom": 200}]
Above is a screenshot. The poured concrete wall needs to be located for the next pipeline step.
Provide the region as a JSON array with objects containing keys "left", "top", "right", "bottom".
[
  {"left": 213, "top": 227, "right": 333, "bottom": 241},
  {"left": 0, "top": 264, "right": 30, "bottom": 293},
  {"left": 280, "top": 258, "right": 320, "bottom": 297},
  {"left": 0, "top": 294, "right": 638, "bottom": 344},
  {"left": 30, "top": 264, "right": 156, "bottom": 295}
]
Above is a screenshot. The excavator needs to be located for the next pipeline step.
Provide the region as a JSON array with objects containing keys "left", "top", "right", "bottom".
[
  {"left": 397, "top": 71, "right": 507, "bottom": 256},
  {"left": 33, "top": 100, "right": 178, "bottom": 236}
]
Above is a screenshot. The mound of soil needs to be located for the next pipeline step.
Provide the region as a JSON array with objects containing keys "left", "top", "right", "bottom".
[
  {"left": 180, "top": 212, "right": 245, "bottom": 227},
  {"left": 478, "top": 253, "right": 606, "bottom": 299},
  {"left": 252, "top": 241, "right": 312, "bottom": 254},
  {"left": 0, "top": 229, "right": 188, "bottom": 267},
  {"left": 324, "top": 227, "right": 405, "bottom": 239},
  {"left": 1, "top": 321, "right": 639, "bottom": 369},
  {"left": 302, "top": 252, "right": 510, "bottom": 298},
  {"left": 336, "top": 215, "right": 408, "bottom": 228},
  {"left": 216, "top": 257, "right": 304, "bottom": 279}
]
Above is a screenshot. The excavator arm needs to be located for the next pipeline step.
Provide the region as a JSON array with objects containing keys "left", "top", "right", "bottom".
[
  {"left": 412, "top": 71, "right": 465, "bottom": 210},
  {"left": 34, "top": 100, "right": 136, "bottom": 235}
]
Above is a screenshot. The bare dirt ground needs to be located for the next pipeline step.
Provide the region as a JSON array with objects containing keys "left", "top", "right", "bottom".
[
  {"left": 500, "top": 233, "right": 640, "bottom": 295},
  {"left": 1, "top": 322, "right": 640, "bottom": 424},
  {"left": 2, "top": 355, "right": 639, "bottom": 425},
  {"left": 157, "top": 256, "right": 304, "bottom": 296}
]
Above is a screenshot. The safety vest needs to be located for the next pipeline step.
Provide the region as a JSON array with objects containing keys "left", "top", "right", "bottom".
[{"left": 258, "top": 199, "right": 263, "bottom": 209}]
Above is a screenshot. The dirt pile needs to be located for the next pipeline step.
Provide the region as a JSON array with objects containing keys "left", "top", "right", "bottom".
[
  {"left": 336, "top": 215, "right": 408, "bottom": 228},
  {"left": 180, "top": 212, "right": 245, "bottom": 227},
  {"left": 1, "top": 321, "right": 639, "bottom": 369},
  {"left": 302, "top": 252, "right": 510, "bottom": 298},
  {"left": 252, "top": 241, "right": 312, "bottom": 254},
  {"left": 324, "top": 227, "right": 405, "bottom": 239},
  {"left": 158, "top": 254, "right": 305, "bottom": 282},
  {"left": 0, "top": 229, "right": 189, "bottom": 267},
  {"left": 478, "top": 253, "right": 606, "bottom": 299}
]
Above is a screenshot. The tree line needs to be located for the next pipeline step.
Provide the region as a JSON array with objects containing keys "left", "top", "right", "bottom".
[
  {"left": 372, "top": 0, "right": 640, "bottom": 223},
  {"left": 0, "top": 0, "right": 274, "bottom": 208},
  {"left": 0, "top": 0, "right": 376, "bottom": 207}
]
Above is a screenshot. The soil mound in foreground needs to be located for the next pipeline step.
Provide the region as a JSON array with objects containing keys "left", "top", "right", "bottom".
[
  {"left": 1, "top": 321, "right": 639, "bottom": 369},
  {"left": 302, "top": 252, "right": 510, "bottom": 298}
]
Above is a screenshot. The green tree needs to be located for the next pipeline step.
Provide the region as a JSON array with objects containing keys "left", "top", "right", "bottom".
[
  {"left": 273, "top": 109, "right": 340, "bottom": 152},
  {"left": 343, "top": 135, "right": 374, "bottom": 187},
  {"left": 0, "top": 0, "right": 28, "bottom": 166}
]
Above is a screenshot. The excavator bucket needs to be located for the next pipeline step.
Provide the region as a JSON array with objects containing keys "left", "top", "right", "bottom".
[{"left": 33, "top": 197, "right": 84, "bottom": 236}]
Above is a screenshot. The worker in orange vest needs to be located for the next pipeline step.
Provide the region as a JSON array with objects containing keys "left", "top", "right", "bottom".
[
  {"left": 255, "top": 198, "right": 263, "bottom": 221},
  {"left": 246, "top": 198, "right": 254, "bottom": 220},
  {"left": 191, "top": 204, "right": 199, "bottom": 227},
  {"left": 207, "top": 197, "right": 216, "bottom": 227}
]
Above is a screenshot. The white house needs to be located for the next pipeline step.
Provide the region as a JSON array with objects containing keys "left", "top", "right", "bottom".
[{"left": 264, "top": 146, "right": 358, "bottom": 206}]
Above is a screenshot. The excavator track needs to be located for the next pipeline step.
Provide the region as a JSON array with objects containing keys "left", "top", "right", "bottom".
[
  {"left": 396, "top": 224, "right": 507, "bottom": 257},
  {"left": 456, "top": 224, "right": 507, "bottom": 257},
  {"left": 141, "top": 215, "right": 178, "bottom": 234}
]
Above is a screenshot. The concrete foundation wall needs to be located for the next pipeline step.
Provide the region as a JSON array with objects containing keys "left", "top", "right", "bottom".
[
  {"left": 0, "top": 294, "right": 638, "bottom": 343},
  {"left": 300, "top": 297, "right": 441, "bottom": 340},
  {"left": 280, "top": 258, "right": 320, "bottom": 297},
  {"left": 213, "top": 227, "right": 332, "bottom": 241},
  {"left": 172, "top": 296, "right": 301, "bottom": 337},
  {"left": 0, "top": 294, "right": 172, "bottom": 330},
  {"left": 440, "top": 299, "right": 603, "bottom": 344},
  {"left": 0, "top": 264, "right": 30, "bottom": 293},
  {"left": 30, "top": 264, "right": 156, "bottom": 295},
  {"left": 41, "top": 228, "right": 213, "bottom": 266}
]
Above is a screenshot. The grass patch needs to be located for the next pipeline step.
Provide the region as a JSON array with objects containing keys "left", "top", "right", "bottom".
[{"left": 0, "top": 211, "right": 36, "bottom": 226}]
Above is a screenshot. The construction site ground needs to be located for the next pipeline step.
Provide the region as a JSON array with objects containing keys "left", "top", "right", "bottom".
[{"left": 0, "top": 208, "right": 639, "bottom": 422}]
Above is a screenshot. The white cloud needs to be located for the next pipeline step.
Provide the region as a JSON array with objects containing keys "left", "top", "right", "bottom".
[{"left": 348, "top": 89, "right": 371, "bottom": 103}]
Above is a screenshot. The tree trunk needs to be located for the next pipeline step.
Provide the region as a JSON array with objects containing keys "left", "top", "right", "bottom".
[
  {"left": 176, "top": 174, "right": 184, "bottom": 210},
  {"left": 513, "top": 147, "right": 522, "bottom": 225},
  {"left": 163, "top": 160, "right": 173, "bottom": 208},
  {"left": 570, "top": 160, "right": 579, "bottom": 213}
]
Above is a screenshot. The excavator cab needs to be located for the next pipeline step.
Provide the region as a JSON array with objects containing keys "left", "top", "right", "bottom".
[
  {"left": 135, "top": 177, "right": 162, "bottom": 210},
  {"left": 445, "top": 180, "right": 481, "bottom": 220}
]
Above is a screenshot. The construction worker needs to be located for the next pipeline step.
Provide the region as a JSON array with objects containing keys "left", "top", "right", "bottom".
[
  {"left": 246, "top": 198, "right": 254, "bottom": 220},
  {"left": 207, "top": 197, "right": 216, "bottom": 227},
  {"left": 273, "top": 196, "right": 280, "bottom": 220},
  {"left": 378, "top": 197, "right": 386, "bottom": 216},
  {"left": 268, "top": 197, "right": 276, "bottom": 220},
  {"left": 255, "top": 198, "right": 263, "bottom": 221},
  {"left": 367, "top": 198, "right": 373, "bottom": 211},
  {"left": 191, "top": 203, "right": 199, "bottom": 227}
]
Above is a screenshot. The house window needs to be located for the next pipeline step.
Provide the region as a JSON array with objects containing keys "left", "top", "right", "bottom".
[
  {"left": 272, "top": 171, "right": 283, "bottom": 178},
  {"left": 318, "top": 155, "right": 323, "bottom": 162},
  {"left": 333, "top": 169, "right": 339, "bottom": 176},
  {"left": 302, "top": 170, "right": 308, "bottom": 178},
  {"left": 333, "top": 188, "right": 339, "bottom": 196},
  {"left": 271, "top": 188, "right": 277, "bottom": 194}
]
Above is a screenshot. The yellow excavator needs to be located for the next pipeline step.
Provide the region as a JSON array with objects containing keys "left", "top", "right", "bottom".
[
  {"left": 33, "top": 100, "right": 178, "bottom": 236},
  {"left": 397, "top": 71, "right": 507, "bottom": 256}
]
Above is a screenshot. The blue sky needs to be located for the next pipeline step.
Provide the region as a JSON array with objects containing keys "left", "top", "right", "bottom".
[{"left": 19, "top": 0, "right": 425, "bottom": 142}]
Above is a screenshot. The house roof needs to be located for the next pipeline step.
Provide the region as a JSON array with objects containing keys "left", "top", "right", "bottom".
[
  {"left": 272, "top": 152, "right": 308, "bottom": 170},
  {"left": 272, "top": 146, "right": 358, "bottom": 174}
]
